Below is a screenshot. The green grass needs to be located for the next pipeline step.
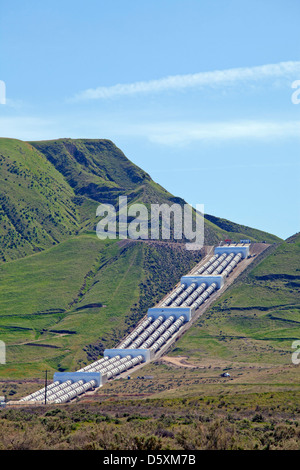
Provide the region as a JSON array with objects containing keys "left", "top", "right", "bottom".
[
  {"left": 0, "top": 235, "right": 104, "bottom": 317},
  {"left": 0, "top": 232, "right": 204, "bottom": 377},
  {"left": 204, "top": 213, "right": 281, "bottom": 244},
  {"left": 0, "top": 235, "right": 125, "bottom": 375},
  {"left": 29, "top": 138, "right": 151, "bottom": 203},
  {"left": 251, "top": 238, "right": 300, "bottom": 277},
  {"left": 0, "top": 138, "right": 80, "bottom": 262}
]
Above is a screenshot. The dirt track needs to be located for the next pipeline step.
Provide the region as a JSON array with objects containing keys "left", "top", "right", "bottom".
[{"left": 160, "top": 355, "right": 198, "bottom": 368}]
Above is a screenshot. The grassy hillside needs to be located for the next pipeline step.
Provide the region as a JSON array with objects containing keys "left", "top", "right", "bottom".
[
  {"left": 31, "top": 138, "right": 281, "bottom": 245},
  {"left": 0, "top": 139, "right": 79, "bottom": 262},
  {"left": 204, "top": 213, "right": 280, "bottom": 244},
  {"left": 0, "top": 235, "right": 202, "bottom": 378},
  {"left": 29, "top": 138, "right": 152, "bottom": 205}
]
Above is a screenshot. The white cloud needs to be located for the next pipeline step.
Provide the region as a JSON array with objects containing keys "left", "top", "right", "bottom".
[
  {"left": 1, "top": 115, "right": 299, "bottom": 147},
  {"left": 116, "top": 119, "right": 300, "bottom": 146},
  {"left": 71, "top": 61, "right": 300, "bottom": 102}
]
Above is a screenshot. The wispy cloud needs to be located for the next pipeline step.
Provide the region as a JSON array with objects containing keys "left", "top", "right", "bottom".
[
  {"left": 70, "top": 61, "right": 300, "bottom": 102},
  {"left": 1, "top": 115, "right": 299, "bottom": 146},
  {"left": 115, "top": 119, "right": 300, "bottom": 146},
  {"left": 0, "top": 116, "right": 55, "bottom": 140}
]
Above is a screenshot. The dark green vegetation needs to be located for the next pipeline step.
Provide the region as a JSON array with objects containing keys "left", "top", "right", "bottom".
[
  {"left": 0, "top": 139, "right": 78, "bottom": 262},
  {"left": 0, "top": 392, "right": 299, "bottom": 449}
]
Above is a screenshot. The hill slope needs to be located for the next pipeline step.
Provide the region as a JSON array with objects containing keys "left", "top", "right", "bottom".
[
  {"left": 0, "top": 137, "right": 281, "bottom": 263},
  {"left": 0, "top": 138, "right": 79, "bottom": 262}
]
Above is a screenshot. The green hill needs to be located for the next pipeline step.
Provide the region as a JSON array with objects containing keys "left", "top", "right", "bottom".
[
  {"left": 0, "top": 138, "right": 79, "bottom": 262},
  {"left": 29, "top": 138, "right": 152, "bottom": 204},
  {"left": 0, "top": 137, "right": 280, "bottom": 263}
]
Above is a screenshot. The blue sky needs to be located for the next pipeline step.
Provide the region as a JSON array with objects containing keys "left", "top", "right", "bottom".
[{"left": 0, "top": 0, "right": 299, "bottom": 239}]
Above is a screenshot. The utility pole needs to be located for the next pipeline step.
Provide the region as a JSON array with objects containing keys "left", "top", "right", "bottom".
[{"left": 44, "top": 370, "right": 48, "bottom": 405}]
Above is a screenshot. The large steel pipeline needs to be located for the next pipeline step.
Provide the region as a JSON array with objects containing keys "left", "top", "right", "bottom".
[{"left": 19, "top": 249, "right": 245, "bottom": 404}]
